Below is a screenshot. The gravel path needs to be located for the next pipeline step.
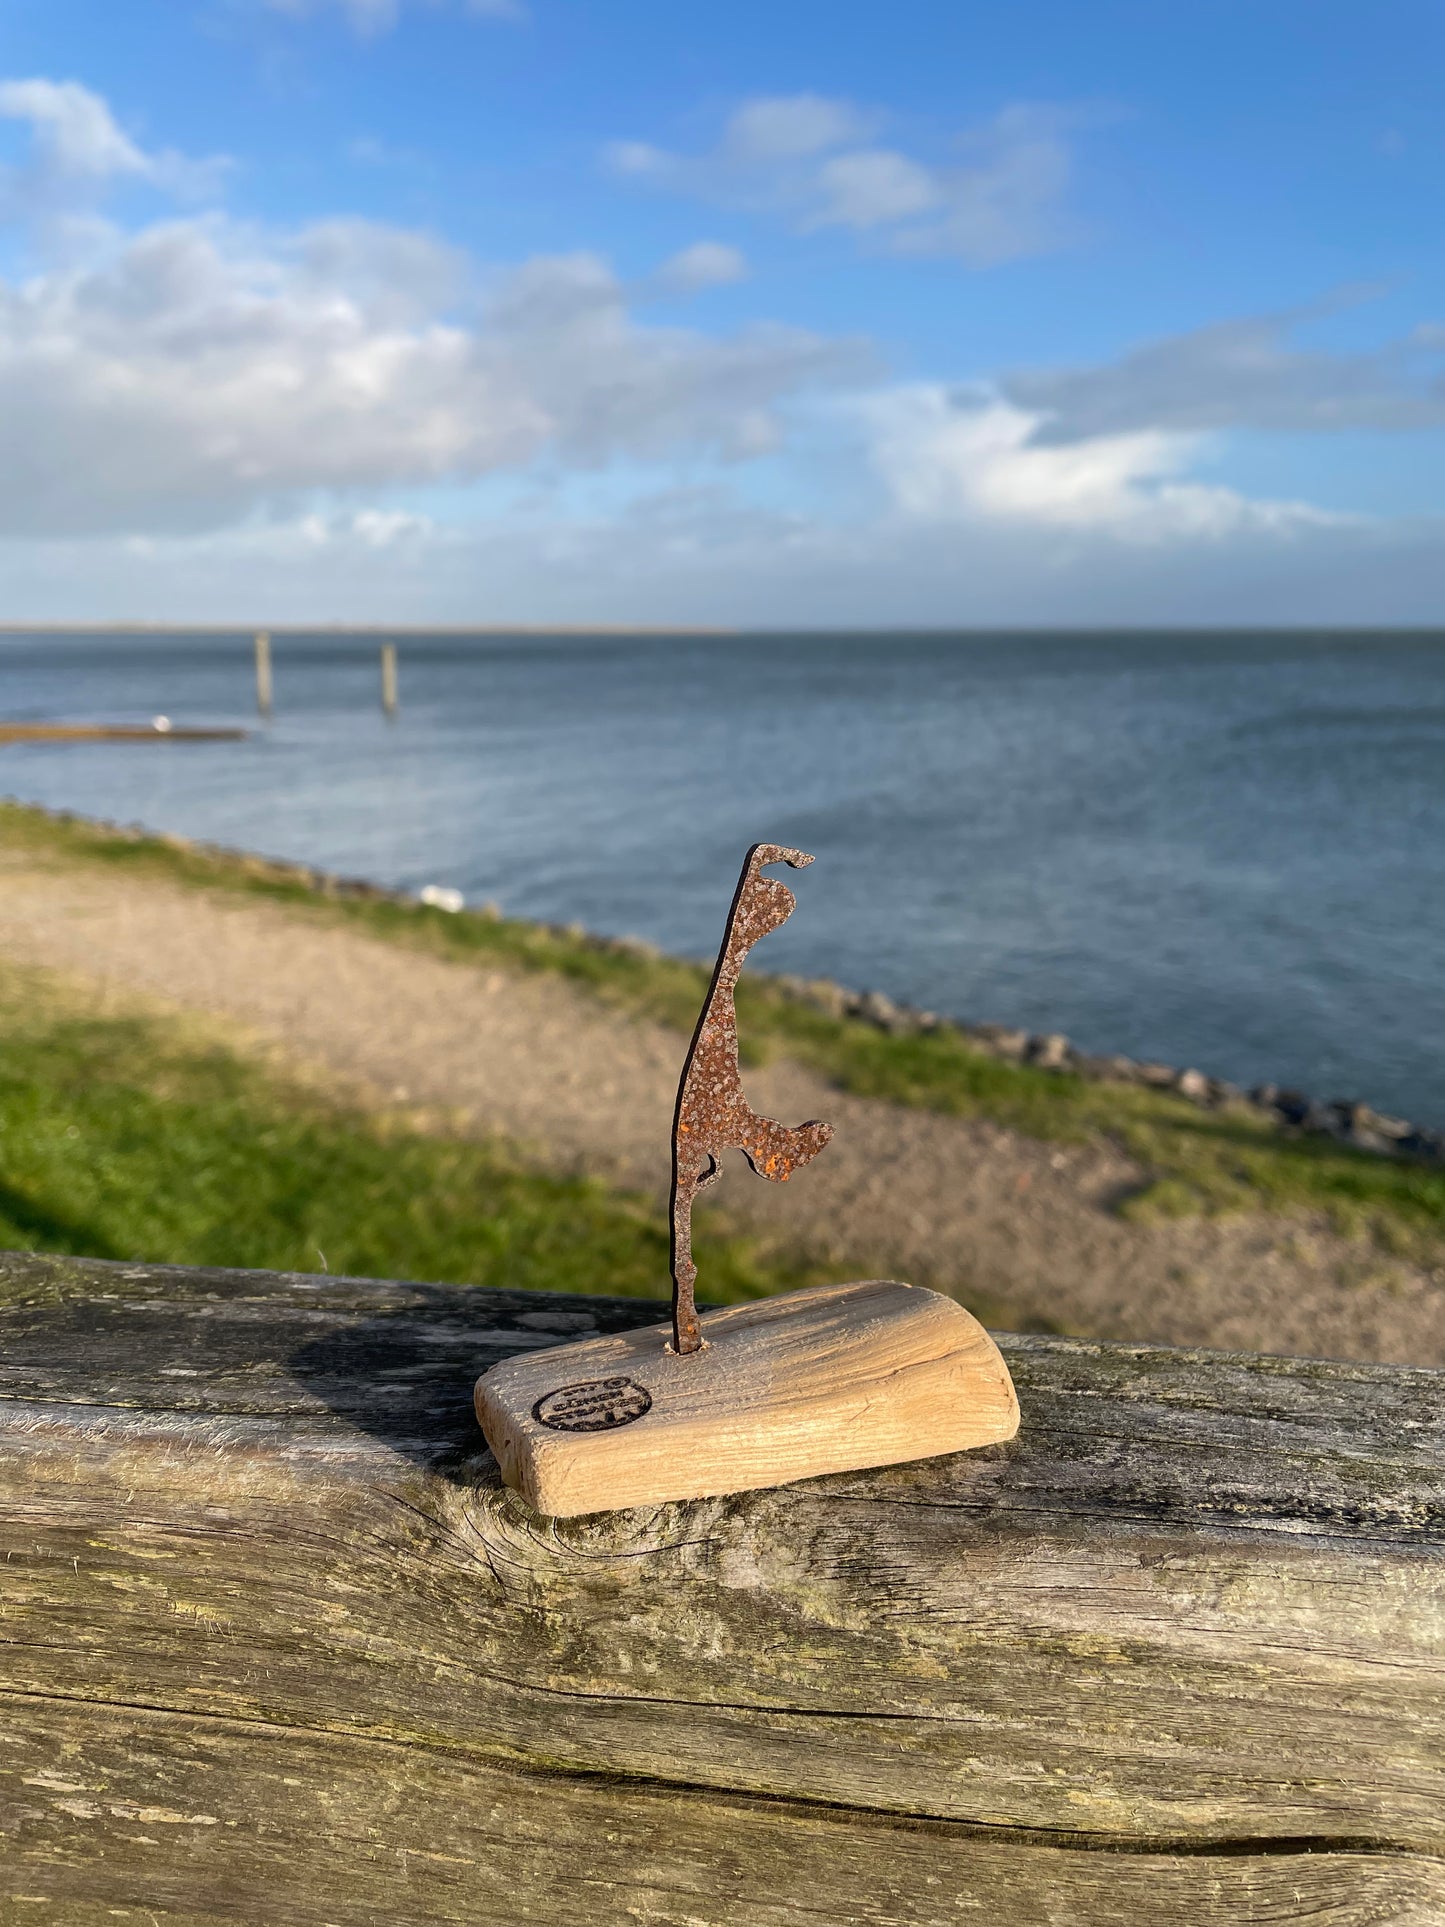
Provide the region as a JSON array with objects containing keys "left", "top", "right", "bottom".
[{"left": 3, "top": 843, "right": 1442, "bottom": 1364}]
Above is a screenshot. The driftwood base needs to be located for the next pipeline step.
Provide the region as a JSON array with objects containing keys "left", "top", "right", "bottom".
[{"left": 475, "top": 1279, "right": 1020, "bottom": 1515}]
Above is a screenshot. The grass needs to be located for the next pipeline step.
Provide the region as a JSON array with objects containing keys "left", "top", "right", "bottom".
[
  {"left": 0, "top": 959, "right": 833, "bottom": 1302},
  {"left": 757, "top": 1009, "right": 1445, "bottom": 1252},
  {"left": 5, "top": 797, "right": 1445, "bottom": 1262}
]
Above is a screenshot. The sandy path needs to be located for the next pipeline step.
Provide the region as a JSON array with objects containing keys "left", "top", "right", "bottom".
[{"left": 2, "top": 845, "right": 1442, "bottom": 1364}]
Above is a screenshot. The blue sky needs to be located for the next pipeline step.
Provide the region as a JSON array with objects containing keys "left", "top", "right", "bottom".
[{"left": 2, "top": 0, "right": 1443, "bottom": 623}]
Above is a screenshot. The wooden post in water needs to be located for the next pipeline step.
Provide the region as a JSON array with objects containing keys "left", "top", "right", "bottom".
[
  {"left": 254, "top": 630, "right": 273, "bottom": 718},
  {"left": 380, "top": 641, "right": 398, "bottom": 718}
]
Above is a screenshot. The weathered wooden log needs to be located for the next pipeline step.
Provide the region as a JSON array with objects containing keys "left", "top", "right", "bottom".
[{"left": 0, "top": 1250, "right": 1441, "bottom": 1925}]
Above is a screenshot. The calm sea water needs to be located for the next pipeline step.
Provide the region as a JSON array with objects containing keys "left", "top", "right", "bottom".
[{"left": 4, "top": 628, "right": 1444, "bottom": 1126}]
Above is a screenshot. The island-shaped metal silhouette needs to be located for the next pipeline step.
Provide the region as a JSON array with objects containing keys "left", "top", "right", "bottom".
[{"left": 669, "top": 844, "right": 834, "bottom": 1354}]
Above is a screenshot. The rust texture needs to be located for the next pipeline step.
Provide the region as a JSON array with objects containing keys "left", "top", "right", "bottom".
[{"left": 669, "top": 844, "right": 833, "bottom": 1354}]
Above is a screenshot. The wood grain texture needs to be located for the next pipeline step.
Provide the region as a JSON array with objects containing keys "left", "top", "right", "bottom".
[
  {"left": 1, "top": 1250, "right": 1442, "bottom": 1925},
  {"left": 476, "top": 1280, "right": 1020, "bottom": 1514}
]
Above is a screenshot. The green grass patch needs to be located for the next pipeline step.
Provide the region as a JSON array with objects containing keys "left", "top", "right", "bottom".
[
  {"left": 6, "top": 798, "right": 1445, "bottom": 1260},
  {"left": 752, "top": 1001, "right": 1445, "bottom": 1254},
  {"left": 0, "top": 960, "right": 830, "bottom": 1302}
]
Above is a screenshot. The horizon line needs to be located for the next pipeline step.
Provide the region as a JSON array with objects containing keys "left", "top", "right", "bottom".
[{"left": 4, "top": 621, "right": 1445, "bottom": 638}]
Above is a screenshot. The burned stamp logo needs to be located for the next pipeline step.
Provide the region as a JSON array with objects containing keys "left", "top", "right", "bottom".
[{"left": 533, "top": 1375, "right": 653, "bottom": 1433}]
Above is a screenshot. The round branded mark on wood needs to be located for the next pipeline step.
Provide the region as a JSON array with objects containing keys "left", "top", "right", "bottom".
[{"left": 532, "top": 1376, "right": 653, "bottom": 1432}]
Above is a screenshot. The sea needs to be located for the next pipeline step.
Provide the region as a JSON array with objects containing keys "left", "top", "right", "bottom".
[{"left": 3, "top": 627, "right": 1444, "bottom": 1128}]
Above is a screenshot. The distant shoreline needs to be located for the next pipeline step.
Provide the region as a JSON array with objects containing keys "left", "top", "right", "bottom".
[
  {"left": 5, "top": 622, "right": 1445, "bottom": 638},
  {"left": 0, "top": 621, "right": 737, "bottom": 637}
]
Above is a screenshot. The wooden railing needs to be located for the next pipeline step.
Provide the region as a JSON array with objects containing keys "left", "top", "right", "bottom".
[{"left": 1, "top": 1250, "right": 1441, "bottom": 1925}]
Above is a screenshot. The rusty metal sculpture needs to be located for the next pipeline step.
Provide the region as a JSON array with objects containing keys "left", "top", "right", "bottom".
[
  {"left": 669, "top": 844, "right": 834, "bottom": 1354},
  {"left": 474, "top": 839, "right": 1021, "bottom": 1517}
]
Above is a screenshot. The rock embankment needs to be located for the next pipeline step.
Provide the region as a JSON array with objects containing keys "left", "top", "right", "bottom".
[
  {"left": 25, "top": 802, "right": 1445, "bottom": 1171},
  {"left": 764, "top": 974, "right": 1445, "bottom": 1165}
]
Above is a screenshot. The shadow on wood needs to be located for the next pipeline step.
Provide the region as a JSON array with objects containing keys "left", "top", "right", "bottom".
[{"left": 285, "top": 1277, "right": 666, "bottom": 1474}]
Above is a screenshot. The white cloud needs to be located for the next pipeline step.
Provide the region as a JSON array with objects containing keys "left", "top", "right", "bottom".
[
  {"left": 810, "top": 150, "right": 937, "bottom": 228},
  {"left": 605, "top": 96, "right": 1077, "bottom": 265},
  {"left": 652, "top": 242, "right": 748, "bottom": 294},
  {"left": 0, "top": 211, "right": 860, "bottom": 536},
  {"left": 890, "top": 107, "right": 1075, "bottom": 263},
  {"left": 602, "top": 142, "right": 666, "bottom": 179},
  {"left": 262, "top": 0, "right": 523, "bottom": 37},
  {"left": 0, "top": 78, "right": 227, "bottom": 216},
  {"left": 292, "top": 217, "right": 470, "bottom": 319},
  {"left": 863, "top": 385, "right": 1341, "bottom": 539},
  {"left": 723, "top": 94, "right": 876, "bottom": 163},
  {"left": 0, "top": 79, "right": 149, "bottom": 180},
  {"left": 349, "top": 506, "right": 435, "bottom": 545}
]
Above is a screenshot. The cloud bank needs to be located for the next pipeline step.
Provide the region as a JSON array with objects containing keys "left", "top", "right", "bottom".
[
  {"left": 1, "top": 77, "right": 1443, "bottom": 623},
  {"left": 0, "top": 216, "right": 859, "bottom": 536},
  {"left": 1005, "top": 301, "right": 1445, "bottom": 441}
]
